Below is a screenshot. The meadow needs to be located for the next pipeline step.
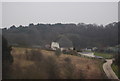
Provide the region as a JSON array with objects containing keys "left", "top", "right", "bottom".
[
  {"left": 94, "top": 52, "right": 113, "bottom": 59},
  {"left": 8, "top": 47, "right": 107, "bottom": 79},
  {"left": 111, "top": 63, "right": 120, "bottom": 79}
]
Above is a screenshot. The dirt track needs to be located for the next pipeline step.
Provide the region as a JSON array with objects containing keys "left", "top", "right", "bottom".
[{"left": 103, "top": 59, "right": 119, "bottom": 81}]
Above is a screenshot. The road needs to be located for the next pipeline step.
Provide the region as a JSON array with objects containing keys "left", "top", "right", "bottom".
[{"left": 103, "top": 59, "right": 119, "bottom": 80}]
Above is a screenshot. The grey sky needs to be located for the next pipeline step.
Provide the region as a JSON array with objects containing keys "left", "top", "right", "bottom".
[{"left": 2, "top": 2, "right": 118, "bottom": 28}]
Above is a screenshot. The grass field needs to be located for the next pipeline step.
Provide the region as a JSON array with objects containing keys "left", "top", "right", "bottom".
[
  {"left": 94, "top": 52, "right": 113, "bottom": 59},
  {"left": 8, "top": 47, "right": 107, "bottom": 79},
  {"left": 111, "top": 64, "right": 120, "bottom": 79}
]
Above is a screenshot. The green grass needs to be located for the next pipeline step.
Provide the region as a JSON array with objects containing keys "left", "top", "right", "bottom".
[
  {"left": 111, "top": 63, "right": 120, "bottom": 79},
  {"left": 94, "top": 52, "right": 113, "bottom": 59}
]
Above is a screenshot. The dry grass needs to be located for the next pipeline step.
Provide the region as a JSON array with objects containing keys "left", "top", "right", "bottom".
[{"left": 8, "top": 47, "right": 106, "bottom": 79}]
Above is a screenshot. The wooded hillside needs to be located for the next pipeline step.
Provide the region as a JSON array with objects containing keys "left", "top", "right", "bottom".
[{"left": 2, "top": 22, "right": 119, "bottom": 49}]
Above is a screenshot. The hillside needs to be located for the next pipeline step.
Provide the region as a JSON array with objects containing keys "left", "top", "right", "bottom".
[
  {"left": 8, "top": 47, "right": 107, "bottom": 79},
  {"left": 2, "top": 22, "right": 118, "bottom": 50}
]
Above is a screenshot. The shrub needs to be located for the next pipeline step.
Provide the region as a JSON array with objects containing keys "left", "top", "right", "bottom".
[
  {"left": 69, "top": 50, "right": 78, "bottom": 56},
  {"left": 62, "top": 50, "right": 78, "bottom": 56},
  {"left": 55, "top": 49, "right": 61, "bottom": 57}
]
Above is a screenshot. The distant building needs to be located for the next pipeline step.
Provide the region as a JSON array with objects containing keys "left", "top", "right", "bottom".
[
  {"left": 51, "top": 42, "right": 60, "bottom": 50},
  {"left": 60, "top": 47, "right": 73, "bottom": 51},
  {"left": 51, "top": 36, "right": 74, "bottom": 51},
  {"left": 92, "top": 47, "right": 98, "bottom": 51},
  {"left": 58, "top": 36, "right": 73, "bottom": 51},
  {"left": 82, "top": 48, "right": 92, "bottom": 52}
]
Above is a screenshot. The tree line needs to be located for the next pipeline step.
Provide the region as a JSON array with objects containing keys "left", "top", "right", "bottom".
[{"left": 2, "top": 22, "right": 118, "bottom": 50}]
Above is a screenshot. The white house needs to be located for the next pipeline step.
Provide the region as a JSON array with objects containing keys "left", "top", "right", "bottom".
[
  {"left": 78, "top": 52, "right": 95, "bottom": 58},
  {"left": 51, "top": 42, "right": 60, "bottom": 50},
  {"left": 82, "top": 48, "right": 92, "bottom": 52},
  {"left": 60, "top": 47, "right": 73, "bottom": 51},
  {"left": 51, "top": 36, "right": 74, "bottom": 51}
]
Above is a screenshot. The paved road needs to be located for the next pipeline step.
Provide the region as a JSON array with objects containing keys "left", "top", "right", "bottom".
[{"left": 103, "top": 59, "right": 119, "bottom": 80}]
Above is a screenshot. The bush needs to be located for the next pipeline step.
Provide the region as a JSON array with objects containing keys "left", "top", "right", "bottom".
[
  {"left": 62, "top": 50, "right": 78, "bottom": 56},
  {"left": 55, "top": 49, "right": 61, "bottom": 57},
  {"left": 69, "top": 50, "right": 78, "bottom": 56}
]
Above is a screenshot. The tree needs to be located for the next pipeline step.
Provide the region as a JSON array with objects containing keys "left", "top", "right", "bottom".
[
  {"left": 2, "top": 36, "right": 13, "bottom": 79},
  {"left": 55, "top": 49, "right": 61, "bottom": 57}
]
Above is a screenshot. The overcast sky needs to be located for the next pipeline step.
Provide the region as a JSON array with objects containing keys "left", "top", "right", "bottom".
[{"left": 2, "top": 2, "right": 118, "bottom": 28}]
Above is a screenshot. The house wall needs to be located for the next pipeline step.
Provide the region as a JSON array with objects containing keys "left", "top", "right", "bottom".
[
  {"left": 60, "top": 47, "right": 73, "bottom": 51},
  {"left": 51, "top": 42, "right": 60, "bottom": 50}
]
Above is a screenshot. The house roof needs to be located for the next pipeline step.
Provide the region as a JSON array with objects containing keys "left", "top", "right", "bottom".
[{"left": 57, "top": 36, "right": 73, "bottom": 48}]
